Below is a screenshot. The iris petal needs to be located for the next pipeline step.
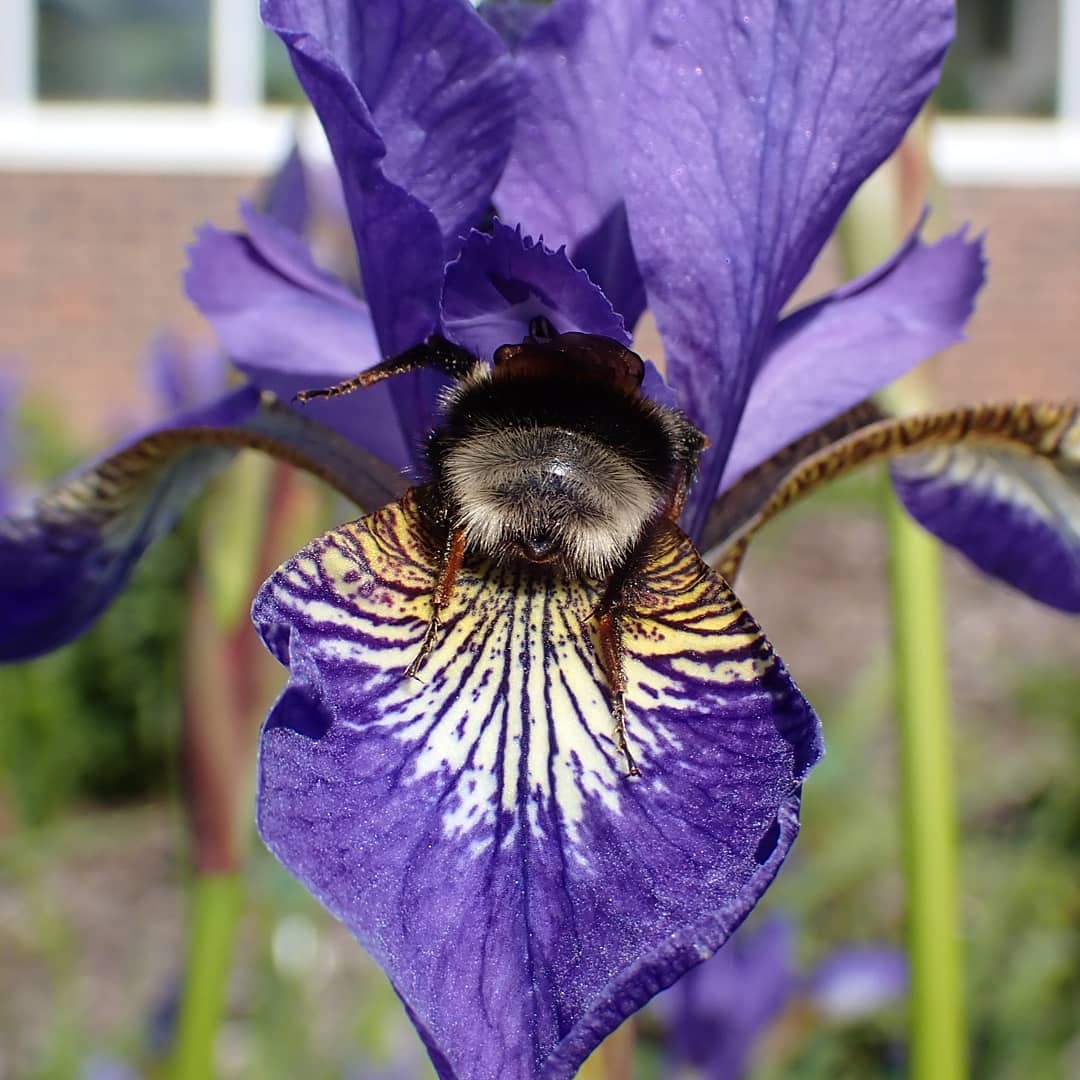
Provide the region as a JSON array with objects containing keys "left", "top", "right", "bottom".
[
  {"left": 624, "top": 0, "right": 954, "bottom": 536},
  {"left": 185, "top": 218, "right": 412, "bottom": 471},
  {"left": 262, "top": 0, "right": 517, "bottom": 445},
  {"left": 478, "top": 0, "right": 549, "bottom": 51},
  {"left": 705, "top": 403, "right": 1080, "bottom": 609},
  {"left": 261, "top": 143, "right": 310, "bottom": 236},
  {"left": 721, "top": 225, "right": 987, "bottom": 492},
  {"left": 254, "top": 490, "right": 822, "bottom": 1080},
  {"left": 441, "top": 221, "right": 629, "bottom": 360},
  {"left": 261, "top": 0, "right": 516, "bottom": 355},
  {"left": 0, "top": 388, "right": 256, "bottom": 661},
  {"left": 0, "top": 390, "right": 407, "bottom": 661},
  {"left": 892, "top": 409, "right": 1080, "bottom": 612},
  {"left": 494, "top": 0, "right": 651, "bottom": 325}
]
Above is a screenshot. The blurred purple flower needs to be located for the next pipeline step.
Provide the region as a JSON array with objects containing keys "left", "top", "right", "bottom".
[
  {"left": 144, "top": 333, "right": 229, "bottom": 416},
  {"left": 78, "top": 1055, "right": 142, "bottom": 1080},
  {"left": 652, "top": 917, "right": 797, "bottom": 1080},
  {"left": 652, "top": 917, "right": 907, "bottom": 1079},
  {"left": 806, "top": 946, "right": 910, "bottom": 1022}
]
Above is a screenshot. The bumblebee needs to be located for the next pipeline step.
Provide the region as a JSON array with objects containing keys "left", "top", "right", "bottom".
[{"left": 297, "top": 318, "right": 706, "bottom": 775}]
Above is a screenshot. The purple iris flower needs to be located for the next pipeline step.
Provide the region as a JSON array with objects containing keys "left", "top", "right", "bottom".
[{"left": 1, "top": 1, "right": 1078, "bottom": 1078}]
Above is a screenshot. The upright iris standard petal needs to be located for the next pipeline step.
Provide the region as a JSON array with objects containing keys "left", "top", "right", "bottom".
[
  {"left": 494, "top": 0, "right": 651, "bottom": 325},
  {"left": 254, "top": 491, "right": 822, "bottom": 1080},
  {"left": 261, "top": 143, "right": 310, "bottom": 236},
  {"left": 0, "top": 390, "right": 407, "bottom": 661},
  {"left": 185, "top": 215, "right": 412, "bottom": 471},
  {"left": 720, "top": 226, "right": 986, "bottom": 492},
  {"left": 441, "top": 221, "right": 629, "bottom": 360},
  {"left": 261, "top": 0, "right": 517, "bottom": 356},
  {"left": 624, "top": 0, "right": 954, "bottom": 535}
]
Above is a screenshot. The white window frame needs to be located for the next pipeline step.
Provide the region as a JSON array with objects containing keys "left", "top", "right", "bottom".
[{"left": 0, "top": 0, "right": 1079, "bottom": 184}]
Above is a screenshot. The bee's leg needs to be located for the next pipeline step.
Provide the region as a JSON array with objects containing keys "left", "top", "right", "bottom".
[
  {"left": 406, "top": 526, "right": 467, "bottom": 680},
  {"left": 592, "top": 533, "right": 662, "bottom": 776},
  {"left": 295, "top": 335, "right": 478, "bottom": 403},
  {"left": 595, "top": 606, "right": 639, "bottom": 778}
]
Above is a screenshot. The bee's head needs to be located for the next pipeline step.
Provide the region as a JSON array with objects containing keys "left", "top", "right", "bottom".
[{"left": 439, "top": 424, "right": 666, "bottom": 577}]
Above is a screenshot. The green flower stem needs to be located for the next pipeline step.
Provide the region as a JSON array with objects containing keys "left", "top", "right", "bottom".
[
  {"left": 838, "top": 119, "right": 968, "bottom": 1080},
  {"left": 884, "top": 485, "right": 967, "bottom": 1080},
  {"left": 171, "top": 872, "right": 244, "bottom": 1080}
]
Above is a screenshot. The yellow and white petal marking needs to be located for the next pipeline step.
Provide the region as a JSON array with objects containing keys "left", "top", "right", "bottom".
[{"left": 258, "top": 489, "right": 802, "bottom": 856}]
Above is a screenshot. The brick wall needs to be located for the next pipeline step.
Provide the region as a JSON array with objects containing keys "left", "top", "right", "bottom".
[
  {"left": 0, "top": 172, "right": 1076, "bottom": 449},
  {"left": 0, "top": 173, "right": 256, "bottom": 443},
  {"left": 939, "top": 186, "right": 1080, "bottom": 404}
]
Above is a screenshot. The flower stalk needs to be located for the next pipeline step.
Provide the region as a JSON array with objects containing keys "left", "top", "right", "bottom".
[
  {"left": 171, "top": 460, "right": 323, "bottom": 1079},
  {"left": 171, "top": 872, "right": 244, "bottom": 1080},
  {"left": 884, "top": 481, "right": 967, "bottom": 1080},
  {"left": 838, "top": 125, "right": 968, "bottom": 1080}
]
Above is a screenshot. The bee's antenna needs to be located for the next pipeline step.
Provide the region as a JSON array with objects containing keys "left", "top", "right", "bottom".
[{"left": 294, "top": 335, "right": 478, "bottom": 404}]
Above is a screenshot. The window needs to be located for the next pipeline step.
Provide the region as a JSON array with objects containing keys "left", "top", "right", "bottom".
[
  {"left": 938, "top": 0, "right": 1060, "bottom": 116},
  {"left": 38, "top": 0, "right": 211, "bottom": 103}
]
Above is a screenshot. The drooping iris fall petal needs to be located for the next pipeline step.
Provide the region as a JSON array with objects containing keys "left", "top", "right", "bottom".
[
  {"left": 0, "top": 390, "right": 406, "bottom": 661},
  {"left": 0, "top": 388, "right": 257, "bottom": 660},
  {"left": 704, "top": 402, "right": 1080, "bottom": 612},
  {"left": 891, "top": 409, "right": 1080, "bottom": 612},
  {"left": 254, "top": 491, "right": 822, "bottom": 1080}
]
